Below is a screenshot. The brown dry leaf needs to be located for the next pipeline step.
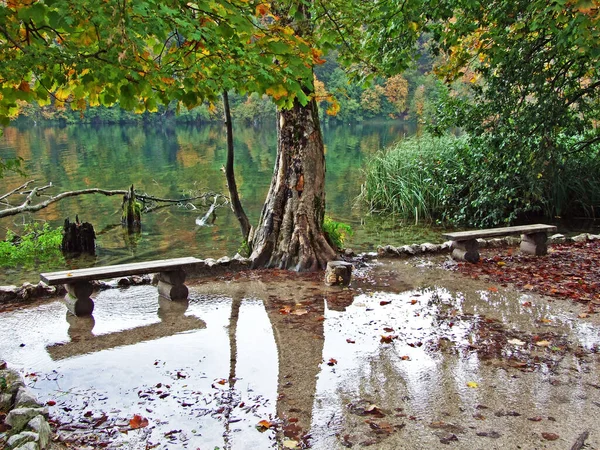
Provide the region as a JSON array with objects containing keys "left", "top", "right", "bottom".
[
  {"left": 522, "top": 301, "right": 532, "bottom": 307},
  {"left": 535, "top": 340, "right": 551, "bottom": 347},
  {"left": 383, "top": 327, "right": 395, "bottom": 332},
  {"left": 541, "top": 432, "right": 559, "bottom": 441},
  {"left": 380, "top": 300, "right": 392, "bottom": 306},
  {"left": 523, "top": 284, "right": 534, "bottom": 290},
  {"left": 488, "top": 287, "right": 499, "bottom": 293},
  {"left": 129, "top": 414, "right": 149, "bottom": 429},
  {"left": 380, "top": 335, "right": 397, "bottom": 344},
  {"left": 539, "top": 318, "right": 552, "bottom": 324},
  {"left": 216, "top": 378, "right": 227, "bottom": 385},
  {"left": 410, "top": 299, "right": 418, "bottom": 305},
  {"left": 291, "top": 308, "right": 308, "bottom": 316},
  {"left": 401, "top": 355, "right": 411, "bottom": 361},
  {"left": 279, "top": 306, "right": 291, "bottom": 315},
  {"left": 578, "top": 313, "right": 589, "bottom": 318},
  {"left": 346, "top": 338, "right": 356, "bottom": 344},
  {"left": 327, "top": 358, "right": 338, "bottom": 366}
]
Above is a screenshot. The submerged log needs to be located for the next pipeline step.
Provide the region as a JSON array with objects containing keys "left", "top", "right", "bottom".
[
  {"left": 61, "top": 216, "right": 96, "bottom": 255},
  {"left": 121, "top": 184, "right": 142, "bottom": 232}
]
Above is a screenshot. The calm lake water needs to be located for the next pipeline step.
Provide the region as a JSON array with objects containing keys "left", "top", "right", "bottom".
[{"left": 0, "top": 120, "right": 443, "bottom": 284}]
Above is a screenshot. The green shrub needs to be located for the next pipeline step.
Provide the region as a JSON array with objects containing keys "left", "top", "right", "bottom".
[
  {"left": 0, "top": 222, "right": 64, "bottom": 269},
  {"left": 323, "top": 216, "right": 353, "bottom": 250},
  {"left": 360, "top": 133, "right": 600, "bottom": 227}
]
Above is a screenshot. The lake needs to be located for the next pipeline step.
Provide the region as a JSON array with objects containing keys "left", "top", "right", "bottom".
[{"left": 0, "top": 120, "right": 443, "bottom": 284}]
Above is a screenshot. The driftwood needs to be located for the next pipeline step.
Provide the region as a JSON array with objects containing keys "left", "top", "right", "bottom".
[
  {"left": 0, "top": 181, "right": 229, "bottom": 219},
  {"left": 570, "top": 431, "right": 589, "bottom": 450}
]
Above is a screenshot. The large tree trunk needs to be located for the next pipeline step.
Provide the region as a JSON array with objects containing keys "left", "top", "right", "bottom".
[{"left": 250, "top": 98, "right": 337, "bottom": 271}]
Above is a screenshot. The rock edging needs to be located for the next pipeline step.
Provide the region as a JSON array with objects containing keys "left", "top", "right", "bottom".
[
  {"left": 376, "top": 233, "right": 600, "bottom": 258},
  {"left": 0, "top": 360, "right": 51, "bottom": 450}
]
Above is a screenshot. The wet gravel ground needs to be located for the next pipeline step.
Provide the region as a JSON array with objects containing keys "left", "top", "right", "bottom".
[{"left": 1, "top": 255, "right": 599, "bottom": 449}]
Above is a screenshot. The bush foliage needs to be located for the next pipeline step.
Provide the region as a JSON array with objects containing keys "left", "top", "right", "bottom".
[
  {"left": 361, "top": 134, "right": 600, "bottom": 227},
  {"left": 0, "top": 222, "right": 64, "bottom": 269}
]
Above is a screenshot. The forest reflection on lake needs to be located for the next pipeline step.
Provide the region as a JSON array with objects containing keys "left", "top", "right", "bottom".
[{"left": 0, "top": 120, "right": 444, "bottom": 284}]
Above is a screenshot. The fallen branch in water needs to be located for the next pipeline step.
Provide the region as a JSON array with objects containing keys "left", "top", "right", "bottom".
[{"left": 0, "top": 181, "right": 229, "bottom": 219}]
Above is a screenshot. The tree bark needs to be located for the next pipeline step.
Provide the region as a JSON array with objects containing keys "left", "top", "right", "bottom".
[
  {"left": 223, "top": 90, "right": 251, "bottom": 242},
  {"left": 250, "top": 98, "right": 337, "bottom": 271}
]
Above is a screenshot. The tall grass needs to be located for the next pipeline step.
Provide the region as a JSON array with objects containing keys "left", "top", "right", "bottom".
[
  {"left": 360, "top": 134, "right": 468, "bottom": 223},
  {"left": 360, "top": 132, "right": 600, "bottom": 226}
]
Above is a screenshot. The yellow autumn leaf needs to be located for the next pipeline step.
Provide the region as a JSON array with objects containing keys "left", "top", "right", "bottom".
[
  {"left": 265, "top": 84, "right": 288, "bottom": 100},
  {"left": 467, "top": 381, "right": 478, "bottom": 388}
]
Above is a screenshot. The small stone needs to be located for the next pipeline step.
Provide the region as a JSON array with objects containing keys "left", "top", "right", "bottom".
[
  {"left": 420, "top": 243, "right": 439, "bottom": 253},
  {"left": 7, "top": 431, "right": 38, "bottom": 448},
  {"left": 5, "top": 408, "right": 46, "bottom": 432},
  {"left": 28, "top": 416, "right": 51, "bottom": 449},
  {"left": 216, "top": 256, "right": 231, "bottom": 266},
  {"left": 572, "top": 233, "right": 589, "bottom": 243},
  {"left": 13, "top": 443, "right": 39, "bottom": 450},
  {"left": 15, "top": 387, "right": 39, "bottom": 408},
  {"left": 487, "top": 238, "right": 505, "bottom": 248},
  {"left": 549, "top": 233, "right": 566, "bottom": 243},
  {"left": 408, "top": 244, "right": 422, "bottom": 255},
  {"left": 204, "top": 258, "right": 217, "bottom": 267},
  {"left": 0, "top": 286, "right": 19, "bottom": 303},
  {"left": 588, "top": 234, "right": 600, "bottom": 241}
]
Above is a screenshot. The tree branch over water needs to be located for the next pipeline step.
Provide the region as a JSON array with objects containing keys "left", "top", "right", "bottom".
[{"left": 0, "top": 182, "right": 229, "bottom": 219}]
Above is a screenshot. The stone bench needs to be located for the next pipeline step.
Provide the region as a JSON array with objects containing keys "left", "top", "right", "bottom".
[
  {"left": 40, "top": 257, "right": 202, "bottom": 316},
  {"left": 442, "top": 224, "right": 557, "bottom": 263}
]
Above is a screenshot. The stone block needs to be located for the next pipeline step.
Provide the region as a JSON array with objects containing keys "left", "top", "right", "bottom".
[
  {"left": 5, "top": 408, "right": 44, "bottom": 433},
  {"left": 420, "top": 243, "right": 440, "bottom": 253},
  {"left": 7, "top": 431, "right": 38, "bottom": 448},
  {"left": 325, "top": 261, "right": 353, "bottom": 286},
  {"left": 451, "top": 239, "right": 480, "bottom": 263},
  {"left": 520, "top": 232, "right": 548, "bottom": 256},
  {"left": 64, "top": 282, "right": 93, "bottom": 301},
  {"left": 28, "top": 416, "right": 51, "bottom": 449},
  {"left": 157, "top": 281, "right": 188, "bottom": 301},
  {"left": 573, "top": 233, "right": 589, "bottom": 243},
  {"left": 64, "top": 295, "right": 94, "bottom": 316},
  {"left": 157, "top": 270, "right": 186, "bottom": 285},
  {"left": 14, "top": 387, "right": 38, "bottom": 409}
]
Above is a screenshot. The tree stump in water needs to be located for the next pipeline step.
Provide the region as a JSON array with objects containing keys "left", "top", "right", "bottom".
[
  {"left": 62, "top": 216, "right": 96, "bottom": 255},
  {"left": 121, "top": 184, "right": 142, "bottom": 232}
]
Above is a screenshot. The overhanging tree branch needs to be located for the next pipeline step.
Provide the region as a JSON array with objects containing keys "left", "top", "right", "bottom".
[{"left": 0, "top": 183, "right": 229, "bottom": 219}]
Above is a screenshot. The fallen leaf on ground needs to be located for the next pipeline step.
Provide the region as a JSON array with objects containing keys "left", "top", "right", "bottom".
[
  {"left": 508, "top": 339, "right": 526, "bottom": 346},
  {"left": 346, "top": 338, "right": 356, "bottom": 344},
  {"left": 291, "top": 308, "right": 308, "bottom": 316},
  {"left": 256, "top": 419, "right": 274, "bottom": 431},
  {"left": 535, "top": 340, "right": 551, "bottom": 347},
  {"left": 129, "top": 415, "right": 149, "bottom": 429},
  {"left": 380, "top": 300, "right": 391, "bottom": 306},
  {"left": 327, "top": 358, "right": 338, "bottom": 366},
  {"left": 283, "top": 440, "right": 299, "bottom": 448},
  {"left": 467, "top": 381, "right": 479, "bottom": 388},
  {"left": 380, "top": 335, "right": 397, "bottom": 344},
  {"left": 488, "top": 287, "right": 498, "bottom": 293},
  {"left": 279, "top": 306, "right": 291, "bottom": 315},
  {"left": 410, "top": 299, "right": 418, "bottom": 305},
  {"left": 401, "top": 355, "right": 410, "bottom": 361},
  {"left": 541, "top": 432, "right": 559, "bottom": 441},
  {"left": 383, "top": 327, "right": 395, "bottom": 332}
]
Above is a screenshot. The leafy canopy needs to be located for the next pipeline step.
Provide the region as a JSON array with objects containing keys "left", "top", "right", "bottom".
[{"left": 0, "top": 0, "right": 322, "bottom": 126}]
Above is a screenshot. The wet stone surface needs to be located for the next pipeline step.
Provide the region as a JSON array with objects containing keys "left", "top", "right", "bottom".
[{"left": 0, "top": 258, "right": 599, "bottom": 449}]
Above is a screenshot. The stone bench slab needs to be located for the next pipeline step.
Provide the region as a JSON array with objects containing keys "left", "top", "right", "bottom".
[{"left": 442, "top": 224, "right": 556, "bottom": 242}]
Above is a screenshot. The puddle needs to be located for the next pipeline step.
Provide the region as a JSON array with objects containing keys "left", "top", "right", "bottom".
[{"left": 1, "top": 260, "right": 599, "bottom": 449}]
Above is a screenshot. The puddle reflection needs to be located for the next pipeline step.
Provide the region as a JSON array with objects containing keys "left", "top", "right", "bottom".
[{"left": 1, "top": 263, "right": 600, "bottom": 449}]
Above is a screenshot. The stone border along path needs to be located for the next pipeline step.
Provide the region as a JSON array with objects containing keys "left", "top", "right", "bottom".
[
  {"left": 2, "top": 234, "right": 600, "bottom": 307},
  {"left": 0, "top": 360, "right": 52, "bottom": 450},
  {"left": 376, "top": 232, "right": 600, "bottom": 258}
]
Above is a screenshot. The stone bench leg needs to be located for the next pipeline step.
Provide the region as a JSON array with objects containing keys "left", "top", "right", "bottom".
[
  {"left": 64, "top": 281, "right": 95, "bottom": 316},
  {"left": 157, "top": 269, "right": 189, "bottom": 300},
  {"left": 520, "top": 232, "right": 548, "bottom": 256},
  {"left": 451, "top": 239, "right": 480, "bottom": 263}
]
